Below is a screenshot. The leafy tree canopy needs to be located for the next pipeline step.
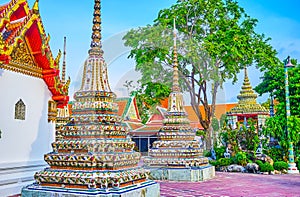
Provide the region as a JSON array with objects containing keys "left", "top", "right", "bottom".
[
  {"left": 256, "top": 59, "right": 300, "bottom": 162},
  {"left": 123, "top": 0, "right": 279, "bottom": 148},
  {"left": 130, "top": 82, "right": 171, "bottom": 124},
  {"left": 255, "top": 60, "right": 300, "bottom": 117}
]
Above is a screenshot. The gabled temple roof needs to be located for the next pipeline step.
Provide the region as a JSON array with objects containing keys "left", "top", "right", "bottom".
[
  {"left": 116, "top": 97, "right": 141, "bottom": 120},
  {"left": 115, "top": 97, "right": 144, "bottom": 131},
  {"left": 0, "top": 0, "right": 69, "bottom": 107}
]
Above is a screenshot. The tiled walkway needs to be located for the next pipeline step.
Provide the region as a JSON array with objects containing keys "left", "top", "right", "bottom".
[
  {"left": 9, "top": 172, "right": 300, "bottom": 197},
  {"left": 159, "top": 172, "right": 300, "bottom": 197}
]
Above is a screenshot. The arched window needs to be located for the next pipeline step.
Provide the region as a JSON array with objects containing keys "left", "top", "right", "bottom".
[{"left": 15, "top": 99, "right": 26, "bottom": 120}]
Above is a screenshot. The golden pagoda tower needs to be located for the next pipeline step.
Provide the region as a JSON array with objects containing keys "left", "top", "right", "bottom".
[
  {"left": 22, "top": 1, "right": 159, "bottom": 196},
  {"left": 227, "top": 67, "right": 269, "bottom": 128},
  {"left": 143, "top": 20, "right": 214, "bottom": 181}
]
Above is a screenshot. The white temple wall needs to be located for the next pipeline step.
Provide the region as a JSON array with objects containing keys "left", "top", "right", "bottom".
[{"left": 0, "top": 69, "right": 55, "bottom": 196}]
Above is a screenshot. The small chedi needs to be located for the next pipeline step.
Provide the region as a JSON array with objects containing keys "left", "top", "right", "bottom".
[
  {"left": 22, "top": 0, "right": 159, "bottom": 196},
  {"left": 227, "top": 67, "right": 269, "bottom": 129},
  {"left": 144, "top": 22, "right": 214, "bottom": 181}
]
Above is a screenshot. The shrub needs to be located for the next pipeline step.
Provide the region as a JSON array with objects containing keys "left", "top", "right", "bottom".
[
  {"left": 246, "top": 152, "right": 255, "bottom": 161},
  {"left": 260, "top": 162, "right": 274, "bottom": 173},
  {"left": 255, "top": 160, "right": 264, "bottom": 171},
  {"left": 214, "top": 146, "right": 226, "bottom": 160},
  {"left": 218, "top": 158, "right": 232, "bottom": 166},
  {"left": 273, "top": 161, "right": 288, "bottom": 171},
  {"left": 204, "top": 150, "right": 212, "bottom": 157},
  {"left": 265, "top": 147, "right": 284, "bottom": 161},
  {"left": 209, "top": 160, "right": 219, "bottom": 166},
  {"left": 256, "top": 160, "right": 263, "bottom": 166},
  {"left": 233, "top": 152, "right": 248, "bottom": 166}
]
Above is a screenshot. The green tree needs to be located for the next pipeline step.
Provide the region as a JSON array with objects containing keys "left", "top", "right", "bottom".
[
  {"left": 211, "top": 117, "right": 219, "bottom": 145},
  {"left": 123, "top": 0, "right": 278, "bottom": 149},
  {"left": 255, "top": 60, "right": 300, "bottom": 117},
  {"left": 262, "top": 114, "right": 300, "bottom": 162},
  {"left": 131, "top": 82, "right": 171, "bottom": 124},
  {"left": 255, "top": 59, "right": 300, "bottom": 162}
]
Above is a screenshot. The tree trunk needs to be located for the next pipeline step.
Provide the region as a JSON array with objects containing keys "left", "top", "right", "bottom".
[{"left": 205, "top": 126, "right": 214, "bottom": 150}]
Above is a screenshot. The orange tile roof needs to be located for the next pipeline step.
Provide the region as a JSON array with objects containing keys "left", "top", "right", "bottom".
[
  {"left": 116, "top": 99, "right": 128, "bottom": 117},
  {"left": 184, "top": 103, "right": 237, "bottom": 129},
  {"left": 184, "top": 103, "right": 237, "bottom": 121},
  {"left": 127, "top": 122, "right": 144, "bottom": 130},
  {"left": 130, "top": 130, "right": 158, "bottom": 136},
  {"left": 134, "top": 125, "right": 162, "bottom": 132},
  {"left": 148, "top": 113, "right": 164, "bottom": 122}
]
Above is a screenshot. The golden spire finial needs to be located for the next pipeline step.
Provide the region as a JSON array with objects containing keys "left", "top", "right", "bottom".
[
  {"left": 88, "top": 0, "right": 103, "bottom": 55},
  {"left": 62, "top": 37, "right": 66, "bottom": 84},
  {"left": 244, "top": 66, "right": 248, "bottom": 79},
  {"left": 172, "top": 18, "right": 180, "bottom": 92},
  {"left": 32, "top": 0, "right": 39, "bottom": 14},
  {"left": 237, "top": 66, "right": 256, "bottom": 100}
]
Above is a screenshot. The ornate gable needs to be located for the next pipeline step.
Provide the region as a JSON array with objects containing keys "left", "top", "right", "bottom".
[
  {"left": 8, "top": 39, "right": 42, "bottom": 77},
  {"left": 0, "top": 0, "right": 69, "bottom": 108}
]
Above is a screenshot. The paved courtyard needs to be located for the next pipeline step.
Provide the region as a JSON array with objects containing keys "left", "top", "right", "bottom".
[
  {"left": 159, "top": 172, "right": 300, "bottom": 197},
  {"left": 9, "top": 172, "right": 300, "bottom": 197}
]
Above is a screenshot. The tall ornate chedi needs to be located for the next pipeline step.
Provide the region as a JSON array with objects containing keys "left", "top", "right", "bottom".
[
  {"left": 144, "top": 21, "right": 214, "bottom": 181},
  {"left": 227, "top": 67, "right": 269, "bottom": 128},
  {"left": 22, "top": 1, "right": 159, "bottom": 196}
]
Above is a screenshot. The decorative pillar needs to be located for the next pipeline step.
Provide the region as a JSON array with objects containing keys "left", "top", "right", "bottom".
[
  {"left": 284, "top": 56, "right": 299, "bottom": 174},
  {"left": 270, "top": 93, "right": 275, "bottom": 117}
]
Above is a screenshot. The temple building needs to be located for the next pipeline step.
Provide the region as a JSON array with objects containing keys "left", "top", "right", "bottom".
[
  {"left": 22, "top": 0, "right": 159, "bottom": 196},
  {"left": 0, "top": 0, "right": 69, "bottom": 196},
  {"left": 131, "top": 107, "right": 164, "bottom": 154},
  {"left": 227, "top": 67, "right": 269, "bottom": 129},
  {"left": 143, "top": 21, "right": 214, "bottom": 181}
]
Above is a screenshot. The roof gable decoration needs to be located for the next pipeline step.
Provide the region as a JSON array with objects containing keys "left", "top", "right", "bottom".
[
  {"left": 125, "top": 97, "right": 141, "bottom": 120},
  {"left": 116, "top": 97, "right": 141, "bottom": 121},
  {"left": 0, "top": 0, "right": 70, "bottom": 108}
]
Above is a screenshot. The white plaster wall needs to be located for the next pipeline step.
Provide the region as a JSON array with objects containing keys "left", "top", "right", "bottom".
[{"left": 0, "top": 69, "right": 55, "bottom": 167}]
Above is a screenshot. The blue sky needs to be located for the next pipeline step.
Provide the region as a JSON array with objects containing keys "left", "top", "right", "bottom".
[{"left": 25, "top": 0, "right": 300, "bottom": 103}]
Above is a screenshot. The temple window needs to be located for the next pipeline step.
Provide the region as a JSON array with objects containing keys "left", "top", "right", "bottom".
[{"left": 14, "top": 99, "right": 26, "bottom": 120}]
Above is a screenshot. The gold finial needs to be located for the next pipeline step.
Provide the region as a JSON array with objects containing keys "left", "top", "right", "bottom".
[
  {"left": 172, "top": 18, "right": 180, "bottom": 92},
  {"left": 32, "top": 0, "right": 39, "bottom": 14},
  {"left": 89, "top": 0, "right": 103, "bottom": 55},
  {"left": 62, "top": 37, "right": 66, "bottom": 84},
  {"left": 244, "top": 66, "right": 248, "bottom": 79}
]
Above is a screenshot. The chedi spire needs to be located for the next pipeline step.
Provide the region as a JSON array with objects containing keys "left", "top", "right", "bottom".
[
  {"left": 89, "top": 0, "right": 103, "bottom": 55},
  {"left": 76, "top": 0, "right": 111, "bottom": 93},
  {"left": 143, "top": 19, "right": 211, "bottom": 176}
]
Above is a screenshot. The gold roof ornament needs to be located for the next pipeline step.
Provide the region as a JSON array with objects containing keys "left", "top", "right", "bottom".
[
  {"left": 61, "top": 36, "right": 66, "bottom": 84},
  {"left": 32, "top": 0, "right": 39, "bottom": 14}
]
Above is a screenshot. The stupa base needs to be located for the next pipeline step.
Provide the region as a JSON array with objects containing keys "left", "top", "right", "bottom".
[
  {"left": 288, "top": 163, "right": 299, "bottom": 174},
  {"left": 146, "top": 165, "right": 215, "bottom": 181},
  {"left": 21, "top": 180, "right": 160, "bottom": 197}
]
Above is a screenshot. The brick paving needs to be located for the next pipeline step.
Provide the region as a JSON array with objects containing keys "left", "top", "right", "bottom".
[
  {"left": 159, "top": 172, "right": 300, "bottom": 197},
  {"left": 8, "top": 172, "right": 300, "bottom": 197}
]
